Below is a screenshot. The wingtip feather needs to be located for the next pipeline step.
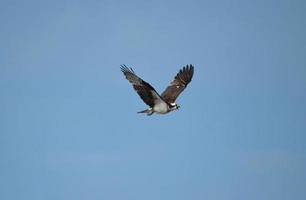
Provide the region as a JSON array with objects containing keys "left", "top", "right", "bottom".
[{"left": 120, "top": 64, "right": 135, "bottom": 74}]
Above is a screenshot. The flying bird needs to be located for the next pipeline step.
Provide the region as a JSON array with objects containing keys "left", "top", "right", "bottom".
[{"left": 121, "top": 64, "right": 194, "bottom": 115}]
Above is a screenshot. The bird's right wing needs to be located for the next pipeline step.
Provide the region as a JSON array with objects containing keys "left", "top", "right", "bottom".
[
  {"left": 161, "top": 65, "right": 194, "bottom": 103},
  {"left": 121, "top": 65, "right": 162, "bottom": 107}
]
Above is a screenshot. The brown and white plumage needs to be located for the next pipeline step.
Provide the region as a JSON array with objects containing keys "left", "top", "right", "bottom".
[
  {"left": 121, "top": 64, "right": 194, "bottom": 115},
  {"left": 161, "top": 65, "right": 194, "bottom": 104},
  {"left": 120, "top": 65, "right": 162, "bottom": 108}
]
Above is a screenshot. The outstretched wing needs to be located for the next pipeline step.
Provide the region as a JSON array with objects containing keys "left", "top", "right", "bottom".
[
  {"left": 161, "top": 65, "right": 194, "bottom": 103},
  {"left": 121, "top": 65, "right": 162, "bottom": 107}
]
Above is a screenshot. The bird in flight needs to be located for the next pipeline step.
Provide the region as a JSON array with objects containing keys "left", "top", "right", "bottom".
[{"left": 121, "top": 64, "right": 194, "bottom": 115}]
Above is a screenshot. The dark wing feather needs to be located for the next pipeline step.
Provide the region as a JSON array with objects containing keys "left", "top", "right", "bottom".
[
  {"left": 161, "top": 65, "right": 194, "bottom": 103},
  {"left": 121, "top": 65, "right": 161, "bottom": 107}
]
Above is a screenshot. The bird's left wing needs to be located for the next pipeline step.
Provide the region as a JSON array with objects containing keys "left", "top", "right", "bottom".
[{"left": 121, "top": 65, "right": 162, "bottom": 107}]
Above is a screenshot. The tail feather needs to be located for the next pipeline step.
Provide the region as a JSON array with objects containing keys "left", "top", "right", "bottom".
[{"left": 137, "top": 108, "right": 154, "bottom": 116}]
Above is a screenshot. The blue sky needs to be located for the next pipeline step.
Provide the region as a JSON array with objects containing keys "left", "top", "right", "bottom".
[{"left": 1, "top": 0, "right": 306, "bottom": 199}]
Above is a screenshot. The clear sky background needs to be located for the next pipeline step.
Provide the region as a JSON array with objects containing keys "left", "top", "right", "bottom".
[{"left": 1, "top": 0, "right": 306, "bottom": 199}]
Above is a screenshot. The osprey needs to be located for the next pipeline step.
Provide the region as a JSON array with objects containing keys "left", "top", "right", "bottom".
[{"left": 121, "top": 64, "right": 194, "bottom": 115}]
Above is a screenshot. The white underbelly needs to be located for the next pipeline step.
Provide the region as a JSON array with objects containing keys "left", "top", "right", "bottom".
[{"left": 153, "top": 101, "right": 169, "bottom": 114}]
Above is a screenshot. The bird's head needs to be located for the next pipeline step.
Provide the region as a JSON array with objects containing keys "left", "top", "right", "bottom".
[{"left": 169, "top": 103, "right": 180, "bottom": 111}]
